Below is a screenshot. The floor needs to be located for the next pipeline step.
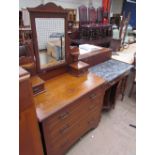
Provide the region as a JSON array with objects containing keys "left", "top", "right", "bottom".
[
  {"left": 112, "top": 43, "right": 136, "bottom": 64},
  {"left": 66, "top": 95, "right": 136, "bottom": 155},
  {"left": 66, "top": 43, "right": 136, "bottom": 155}
]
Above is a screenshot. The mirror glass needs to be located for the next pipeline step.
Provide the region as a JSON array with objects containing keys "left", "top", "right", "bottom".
[{"left": 35, "top": 18, "right": 65, "bottom": 69}]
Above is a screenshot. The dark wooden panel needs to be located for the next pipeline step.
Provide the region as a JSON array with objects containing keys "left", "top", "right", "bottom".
[{"left": 19, "top": 67, "right": 44, "bottom": 155}]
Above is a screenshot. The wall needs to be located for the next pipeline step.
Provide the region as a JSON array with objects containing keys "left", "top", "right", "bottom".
[
  {"left": 110, "top": 0, "right": 123, "bottom": 14},
  {"left": 122, "top": 0, "right": 136, "bottom": 28},
  {"left": 19, "top": 0, "right": 102, "bottom": 21},
  {"left": 19, "top": 0, "right": 102, "bottom": 9}
]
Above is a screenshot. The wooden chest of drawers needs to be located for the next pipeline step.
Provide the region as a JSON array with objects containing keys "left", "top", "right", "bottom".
[
  {"left": 42, "top": 87, "right": 103, "bottom": 155},
  {"left": 34, "top": 73, "right": 106, "bottom": 155}
]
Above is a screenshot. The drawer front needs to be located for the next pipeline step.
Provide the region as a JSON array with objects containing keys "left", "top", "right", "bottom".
[
  {"left": 44, "top": 86, "right": 103, "bottom": 129},
  {"left": 45, "top": 110, "right": 101, "bottom": 155},
  {"left": 42, "top": 86, "right": 104, "bottom": 155},
  {"left": 43, "top": 93, "right": 103, "bottom": 140},
  {"left": 43, "top": 97, "right": 103, "bottom": 145}
]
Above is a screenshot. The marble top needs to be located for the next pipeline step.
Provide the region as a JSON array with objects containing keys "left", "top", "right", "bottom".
[{"left": 89, "top": 59, "right": 133, "bottom": 82}]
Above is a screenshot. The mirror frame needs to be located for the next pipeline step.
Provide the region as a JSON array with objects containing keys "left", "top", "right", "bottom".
[{"left": 28, "top": 3, "right": 71, "bottom": 75}]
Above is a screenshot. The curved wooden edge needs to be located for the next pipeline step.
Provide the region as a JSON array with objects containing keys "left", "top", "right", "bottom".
[
  {"left": 19, "top": 67, "right": 30, "bottom": 82},
  {"left": 28, "top": 2, "right": 67, "bottom": 13}
]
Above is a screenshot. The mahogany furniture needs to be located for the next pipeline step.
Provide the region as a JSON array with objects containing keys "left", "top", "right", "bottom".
[
  {"left": 110, "top": 12, "right": 131, "bottom": 51},
  {"left": 89, "top": 59, "right": 133, "bottom": 109},
  {"left": 19, "top": 67, "right": 44, "bottom": 155},
  {"left": 69, "top": 61, "right": 89, "bottom": 76},
  {"left": 19, "top": 42, "right": 36, "bottom": 75},
  {"left": 110, "top": 38, "right": 121, "bottom": 51},
  {"left": 88, "top": 6, "right": 97, "bottom": 23},
  {"left": 103, "top": 74, "right": 128, "bottom": 109},
  {"left": 28, "top": 3, "right": 71, "bottom": 79},
  {"left": 78, "top": 5, "right": 88, "bottom": 27},
  {"left": 129, "top": 53, "right": 136, "bottom": 98},
  {"left": 66, "top": 8, "right": 77, "bottom": 30},
  {"left": 97, "top": 7, "right": 104, "bottom": 23},
  {"left": 19, "top": 27, "right": 32, "bottom": 44},
  {"left": 33, "top": 72, "right": 106, "bottom": 155},
  {"left": 110, "top": 14, "right": 121, "bottom": 27},
  {"left": 30, "top": 76, "right": 45, "bottom": 95},
  {"left": 70, "top": 24, "right": 112, "bottom": 47},
  {"left": 78, "top": 46, "right": 112, "bottom": 66},
  {"left": 19, "top": 3, "right": 134, "bottom": 155}
]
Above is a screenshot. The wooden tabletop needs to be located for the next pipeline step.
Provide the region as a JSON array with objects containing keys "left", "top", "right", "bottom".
[
  {"left": 34, "top": 72, "right": 106, "bottom": 122},
  {"left": 30, "top": 76, "right": 45, "bottom": 87},
  {"left": 69, "top": 61, "right": 89, "bottom": 70},
  {"left": 78, "top": 45, "right": 111, "bottom": 60}
]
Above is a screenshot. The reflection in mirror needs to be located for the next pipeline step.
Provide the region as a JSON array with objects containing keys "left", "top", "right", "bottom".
[{"left": 35, "top": 18, "right": 65, "bottom": 69}]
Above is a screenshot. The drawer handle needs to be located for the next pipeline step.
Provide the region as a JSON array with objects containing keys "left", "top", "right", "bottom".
[
  {"left": 110, "top": 81, "right": 116, "bottom": 86},
  {"left": 59, "top": 124, "right": 70, "bottom": 135},
  {"left": 33, "top": 87, "right": 40, "bottom": 92},
  {"left": 58, "top": 111, "right": 69, "bottom": 120},
  {"left": 89, "top": 104, "right": 96, "bottom": 110},
  {"left": 89, "top": 93, "right": 97, "bottom": 99}
]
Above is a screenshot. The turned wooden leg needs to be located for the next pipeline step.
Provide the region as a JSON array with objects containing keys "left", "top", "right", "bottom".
[
  {"left": 129, "top": 68, "right": 136, "bottom": 98},
  {"left": 129, "top": 81, "right": 135, "bottom": 98},
  {"left": 121, "top": 76, "right": 128, "bottom": 101}
]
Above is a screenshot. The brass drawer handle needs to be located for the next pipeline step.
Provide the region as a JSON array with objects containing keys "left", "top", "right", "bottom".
[
  {"left": 58, "top": 111, "right": 69, "bottom": 120},
  {"left": 59, "top": 124, "right": 70, "bottom": 135},
  {"left": 89, "top": 93, "right": 97, "bottom": 99}
]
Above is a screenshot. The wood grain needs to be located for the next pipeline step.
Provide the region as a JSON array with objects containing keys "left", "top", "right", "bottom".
[
  {"left": 19, "top": 67, "right": 44, "bottom": 155},
  {"left": 34, "top": 72, "right": 106, "bottom": 122}
]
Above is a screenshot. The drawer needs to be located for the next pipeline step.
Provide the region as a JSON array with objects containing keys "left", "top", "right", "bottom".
[
  {"left": 42, "top": 86, "right": 104, "bottom": 155},
  {"left": 85, "top": 86, "right": 103, "bottom": 101},
  {"left": 86, "top": 94, "right": 103, "bottom": 112},
  {"left": 44, "top": 86, "right": 103, "bottom": 129},
  {"left": 46, "top": 110, "right": 101, "bottom": 155},
  {"left": 43, "top": 93, "right": 103, "bottom": 140}
]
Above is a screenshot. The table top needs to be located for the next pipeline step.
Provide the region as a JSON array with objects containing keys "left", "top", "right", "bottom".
[
  {"left": 34, "top": 72, "right": 106, "bottom": 122},
  {"left": 89, "top": 59, "right": 133, "bottom": 82},
  {"left": 77, "top": 44, "right": 111, "bottom": 60}
]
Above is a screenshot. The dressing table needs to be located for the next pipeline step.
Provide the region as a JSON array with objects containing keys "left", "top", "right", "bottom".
[
  {"left": 19, "top": 3, "right": 133, "bottom": 155},
  {"left": 27, "top": 3, "right": 108, "bottom": 155}
]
